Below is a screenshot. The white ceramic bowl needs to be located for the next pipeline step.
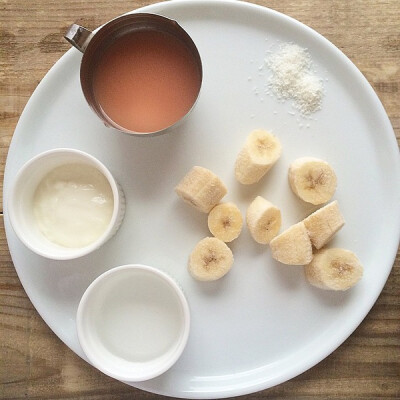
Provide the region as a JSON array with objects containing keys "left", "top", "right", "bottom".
[
  {"left": 76, "top": 264, "right": 190, "bottom": 382},
  {"left": 7, "top": 148, "right": 125, "bottom": 260}
]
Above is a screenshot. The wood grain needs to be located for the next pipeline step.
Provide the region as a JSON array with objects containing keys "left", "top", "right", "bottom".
[{"left": 1, "top": 0, "right": 399, "bottom": 399}]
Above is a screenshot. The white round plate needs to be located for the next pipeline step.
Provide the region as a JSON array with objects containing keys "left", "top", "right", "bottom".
[{"left": 3, "top": 1, "right": 400, "bottom": 398}]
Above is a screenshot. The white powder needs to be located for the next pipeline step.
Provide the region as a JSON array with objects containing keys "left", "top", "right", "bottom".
[{"left": 265, "top": 43, "right": 324, "bottom": 115}]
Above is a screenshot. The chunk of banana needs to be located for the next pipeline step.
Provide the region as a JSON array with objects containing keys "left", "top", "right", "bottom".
[
  {"left": 303, "top": 200, "right": 345, "bottom": 249},
  {"left": 304, "top": 248, "right": 363, "bottom": 290},
  {"left": 208, "top": 202, "right": 243, "bottom": 242},
  {"left": 175, "top": 166, "right": 227, "bottom": 213},
  {"left": 235, "top": 129, "right": 282, "bottom": 185},
  {"left": 246, "top": 196, "right": 281, "bottom": 244},
  {"left": 288, "top": 157, "right": 337, "bottom": 205},
  {"left": 269, "top": 222, "right": 313, "bottom": 265},
  {"left": 188, "top": 237, "right": 234, "bottom": 281}
]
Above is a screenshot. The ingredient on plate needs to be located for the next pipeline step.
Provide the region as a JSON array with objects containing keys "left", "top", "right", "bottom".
[
  {"left": 246, "top": 196, "right": 281, "bottom": 244},
  {"left": 288, "top": 157, "right": 337, "bottom": 205},
  {"left": 33, "top": 163, "right": 113, "bottom": 248},
  {"left": 304, "top": 248, "right": 363, "bottom": 291},
  {"left": 235, "top": 129, "right": 282, "bottom": 185},
  {"left": 188, "top": 237, "right": 234, "bottom": 281},
  {"left": 265, "top": 43, "right": 324, "bottom": 115},
  {"left": 303, "top": 200, "right": 345, "bottom": 249},
  {"left": 208, "top": 202, "right": 243, "bottom": 242},
  {"left": 175, "top": 140, "right": 360, "bottom": 290},
  {"left": 269, "top": 222, "right": 313, "bottom": 265},
  {"left": 175, "top": 166, "right": 227, "bottom": 213},
  {"left": 93, "top": 30, "right": 202, "bottom": 133}
]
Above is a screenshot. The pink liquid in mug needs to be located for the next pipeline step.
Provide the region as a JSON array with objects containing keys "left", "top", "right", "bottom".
[{"left": 93, "top": 30, "right": 201, "bottom": 133}]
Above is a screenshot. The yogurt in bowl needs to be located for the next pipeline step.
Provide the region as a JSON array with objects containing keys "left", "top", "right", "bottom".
[{"left": 8, "top": 148, "right": 125, "bottom": 260}]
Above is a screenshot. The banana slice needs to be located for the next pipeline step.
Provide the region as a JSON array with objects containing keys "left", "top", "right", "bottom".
[
  {"left": 188, "top": 237, "right": 234, "bottom": 281},
  {"left": 269, "top": 222, "right": 313, "bottom": 265},
  {"left": 246, "top": 196, "right": 281, "bottom": 244},
  {"left": 288, "top": 157, "right": 337, "bottom": 205},
  {"left": 175, "top": 166, "right": 227, "bottom": 213},
  {"left": 235, "top": 129, "right": 282, "bottom": 184},
  {"left": 208, "top": 202, "right": 243, "bottom": 242},
  {"left": 303, "top": 200, "right": 345, "bottom": 249},
  {"left": 304, "top": 248, "right": 363, "bottom": 290}
]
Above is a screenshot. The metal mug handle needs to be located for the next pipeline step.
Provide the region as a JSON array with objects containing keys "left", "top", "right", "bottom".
[{"left": 64, "top": 24, "right": 93, "bottom": 53}]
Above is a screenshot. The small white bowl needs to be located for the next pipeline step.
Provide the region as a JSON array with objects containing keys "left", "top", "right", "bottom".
[
  {"left": 76, "top": 264, "right": 190, "bottom": 382},
  {"left": 7, "top": 148, "right": 125, "bottom": 260}
]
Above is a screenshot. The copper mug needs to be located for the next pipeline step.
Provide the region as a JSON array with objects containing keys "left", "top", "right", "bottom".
[{"left": 64, "top": 13, "right": 203, "bottom": 136}]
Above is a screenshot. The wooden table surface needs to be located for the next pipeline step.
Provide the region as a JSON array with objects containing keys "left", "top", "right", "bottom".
[{"left": 1, "top": 0, "right": 399, "bottom": 399}]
